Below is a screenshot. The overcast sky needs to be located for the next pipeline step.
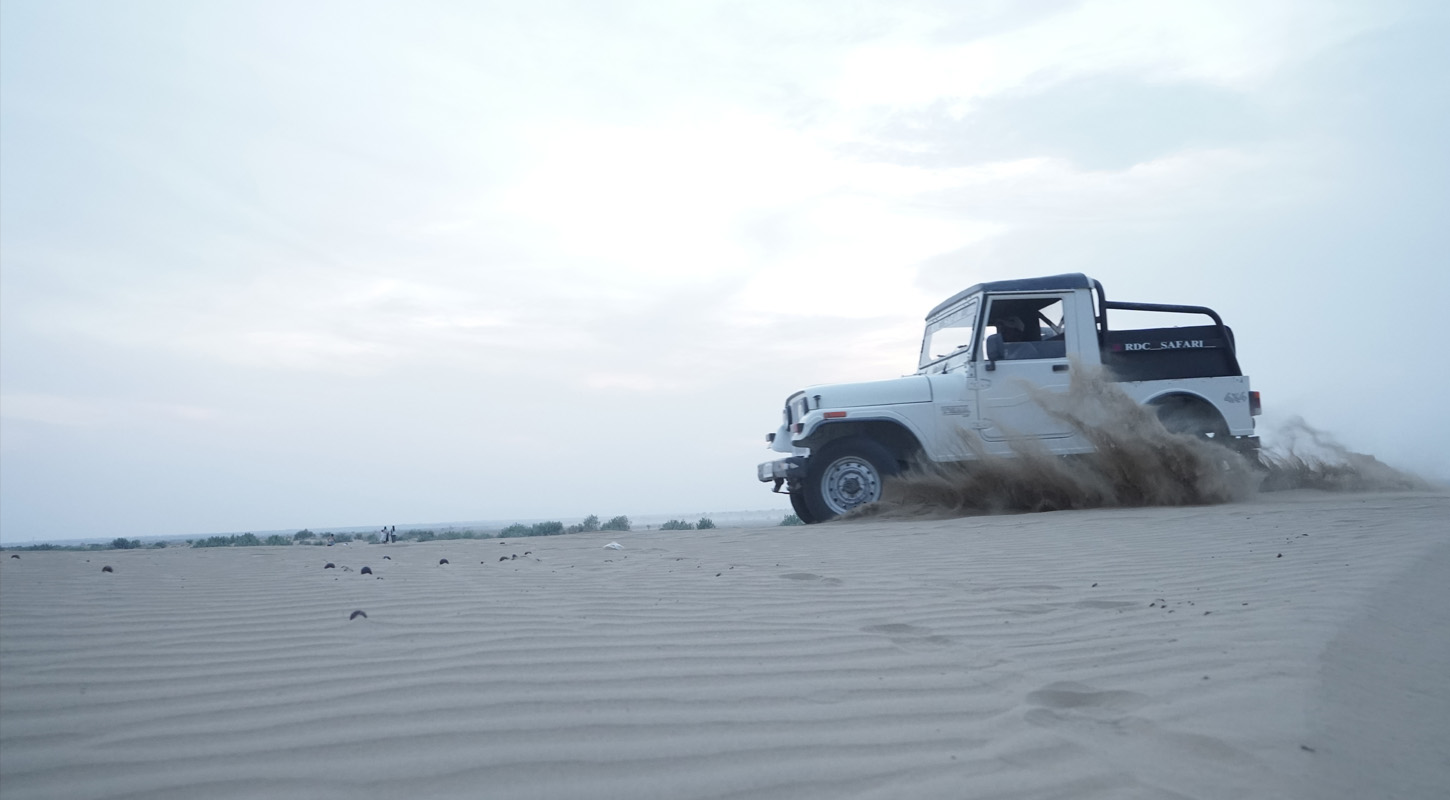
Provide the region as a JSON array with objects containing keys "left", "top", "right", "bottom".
[{"left": 3, "top": 0, "right": 1447, "bottom": 542}]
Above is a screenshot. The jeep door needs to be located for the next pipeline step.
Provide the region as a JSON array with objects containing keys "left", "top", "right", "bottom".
[{"left": 972, "top": 293, "right": 1079, "bottom": 454}]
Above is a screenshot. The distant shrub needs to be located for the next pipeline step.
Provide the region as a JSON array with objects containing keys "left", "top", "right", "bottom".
[
  {"left": 111, "top": 537, "right": 141, "bottom": 550},
  {"left": 364, "top": 533, "right": 380, "bottom": 544},
  {"left": 660, "top": 519, "right": 694, "bottom": 531},
  {"left": 294, "top": 530, "right": 315, "bottom": 541},
  {"left": 438, "top": 530, "right": 479, "bottom": 540},
  {"left": 500, "top": 524, "right": 530, "bottom": 537},
  {"left": 192, "top": 533, "right": 263, "bottom": 548},
  {"left": 695, "top": 517, "right": 716, "bottom": 530},
  {"left": 530, "top": 521, "right": 564, "bottom": 536},
  {"left": 601, "top": 515, "right": 631, "bottom": 532},
  {"left": 263, "top": 534, "right": 291, "bottom": 546},
  {"left": 333, "top": 533, "right": 354, "bottom": 543},
  {"left": 151, "top": 540, "right": 168, "bottom": 548},
  {"left": 580, "top": 515, "right": 600, "bottom": 532},
  {"left": 780, "top": 514, "right": 804, "bottom": 526}
]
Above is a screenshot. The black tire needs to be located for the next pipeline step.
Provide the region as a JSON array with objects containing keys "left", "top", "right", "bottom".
[
  {"left": 801, "top": 437, "right": 901, "bottom": 523},
  {"left": 789, "top": 490, "right": 818, "bottom": 525}
]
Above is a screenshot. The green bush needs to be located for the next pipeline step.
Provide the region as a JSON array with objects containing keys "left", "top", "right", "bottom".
[
  {"left": 600, "top": 515, "right": 631, "bottom": 532},
  {"left": 695, "top": 517, "right": 716, "bottom": 530},
  {"left": 566, "top": 515, "right": 604, "bottom": 534},
  {"left": 263, "top": 535, "right": 291, "bottom": 546},
  {"left": 438, "top": 530, "right": 478, "bottom": 540},
  {"left": 780, "top": 514, "right": 804, "bottom": 526},
  {"left": 659, "top": 519, "right": 693, "bottom": 531},
  {"left": 111, "top": 537, "right": 141, "bottom": 550},
  {"left": 294, "top": 530, "right": 315, "bottom": 541},
  {"left": 192, "top": 533, "right": 263, "bottom": 548},
  {"left": 497, "top": 521, "right": 567, "bottom": 538}
]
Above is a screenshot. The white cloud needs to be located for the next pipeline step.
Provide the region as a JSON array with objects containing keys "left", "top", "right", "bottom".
[
  {"left": 1, "top": 394, "right": 220, "bottom": 428},
  {"left": 1, "top": 394, "right": 108, "bottom": 427},
  {"left": 832, "top": 0, "right": 1396, "bottom": 112}
]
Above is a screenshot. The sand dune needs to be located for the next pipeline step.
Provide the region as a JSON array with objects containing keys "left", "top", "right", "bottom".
[{"left": 2, "top": 490, "right": 1447, "bottom": 799}]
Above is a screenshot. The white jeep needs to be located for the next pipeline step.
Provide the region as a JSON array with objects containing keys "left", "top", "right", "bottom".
[{"left": 757, "top": 273, "right": 1261, "bottom": 523}]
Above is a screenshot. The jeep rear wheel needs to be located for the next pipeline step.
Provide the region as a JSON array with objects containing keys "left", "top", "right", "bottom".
[
  {"left": 1153, "top": 397, "right": 1230, "bottom": 441},
  {"left": 802, "top": 437, "right": 900, "bottom": 523}
]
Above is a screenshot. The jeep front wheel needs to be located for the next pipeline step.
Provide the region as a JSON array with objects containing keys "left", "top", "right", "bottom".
[
  {"left": 788, "top": 490, "right": 818, "bottom": 525},
  {"left": 802, "top": 437, "right": 900, "bottom": 522}
]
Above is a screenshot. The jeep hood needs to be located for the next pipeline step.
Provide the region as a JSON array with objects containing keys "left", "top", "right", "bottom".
[{"left": 809, "top": 376, "right": 933, "bottom": 409}]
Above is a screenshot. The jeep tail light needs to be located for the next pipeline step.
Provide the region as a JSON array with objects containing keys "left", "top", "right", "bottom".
[
  {"left": 1250, "top": 391, "right": 1261, "bottom": 416},
  {"left": 824, "top": 411, "right": 847, "bottom": 419}
]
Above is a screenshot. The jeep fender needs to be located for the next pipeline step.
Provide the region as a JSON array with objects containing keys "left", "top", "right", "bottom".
[{"left": 795, "top": 415, "right": 926, "bottom": 468}]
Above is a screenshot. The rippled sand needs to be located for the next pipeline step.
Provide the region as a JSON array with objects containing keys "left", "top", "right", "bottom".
[{"left": 2, "top": 490, "right": 1447, "bottom": 799}]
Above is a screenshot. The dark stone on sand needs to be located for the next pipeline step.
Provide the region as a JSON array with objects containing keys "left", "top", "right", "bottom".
[
  {"left": 324, "top": 563, "right": 336, "bottom": 569},
  {"left": 350, "top": 610, "right": 367, "bottom": 620},
  {"left": 383, "top": 556, "right": 391, "bottom": 560},
  {"left": 101, "top": 566, "right": 113, "bottom": 573},
  {"left": 9, "top": 554, "right": 18, "bottom": 558},
  {"left": 499, "top": 556, "right": 509, "bottom": 562},
  {"left": 439, "top": 558, "right": 449, "bottom": 565},
  {"left": 360, "top": 566, "right": 373, "bottom": 575}
]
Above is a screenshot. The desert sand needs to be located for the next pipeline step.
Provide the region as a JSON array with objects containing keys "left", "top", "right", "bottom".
[{"left": 2, "top": 490, "right": 1447, "bottom": 800}]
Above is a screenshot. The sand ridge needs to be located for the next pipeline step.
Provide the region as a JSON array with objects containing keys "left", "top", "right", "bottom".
[{"left": 2, "top": 490, "right": 1447, "bottom": 799}]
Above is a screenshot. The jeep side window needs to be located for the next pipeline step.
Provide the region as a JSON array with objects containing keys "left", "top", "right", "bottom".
[{"left": 981, "top": 297, "right": 1067, "bottom": 361}]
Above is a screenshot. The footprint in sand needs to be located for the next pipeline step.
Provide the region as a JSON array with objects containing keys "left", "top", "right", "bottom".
[
  {"left": 780, "top": 572, "right": 843, "bottom": 586},
  {"left": 1024, "top": 681, "right": 1251, "bottom": 765},
  {"left": 1023, "top": 681, "right": 1150, "bottom": 727},
  {"left": 1073, "top": 600, "right": 1138, "bottom": 610},
  {"left": 861, "top": 623, "right": 954, "bottom": 650}
]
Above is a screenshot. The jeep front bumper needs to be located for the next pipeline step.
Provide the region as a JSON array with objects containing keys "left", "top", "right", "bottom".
[{"left": 757, "top": 457, "right": 807, "bottom": 482}]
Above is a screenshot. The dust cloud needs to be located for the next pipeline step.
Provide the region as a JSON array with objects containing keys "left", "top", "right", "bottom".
[
  {"left": 1257, "top": 417, "right": 1432, "bottom": 493},
  {"left": 854, "top": 367, "right": 1431, "bottom": 520}
]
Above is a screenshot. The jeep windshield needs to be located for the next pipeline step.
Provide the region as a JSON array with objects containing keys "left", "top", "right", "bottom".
[{"left": 918, "top": 295, "right": 980, "bottom": 371}]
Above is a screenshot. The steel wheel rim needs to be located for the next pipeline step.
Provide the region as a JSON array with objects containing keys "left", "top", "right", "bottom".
[{"left": 821, "top": 455, "right": 882, "bottom": 515}]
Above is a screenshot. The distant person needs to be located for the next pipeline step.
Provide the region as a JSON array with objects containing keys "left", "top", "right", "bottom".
[{"left": 326, "top": 533, "right": 336, "bottom": 546}]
